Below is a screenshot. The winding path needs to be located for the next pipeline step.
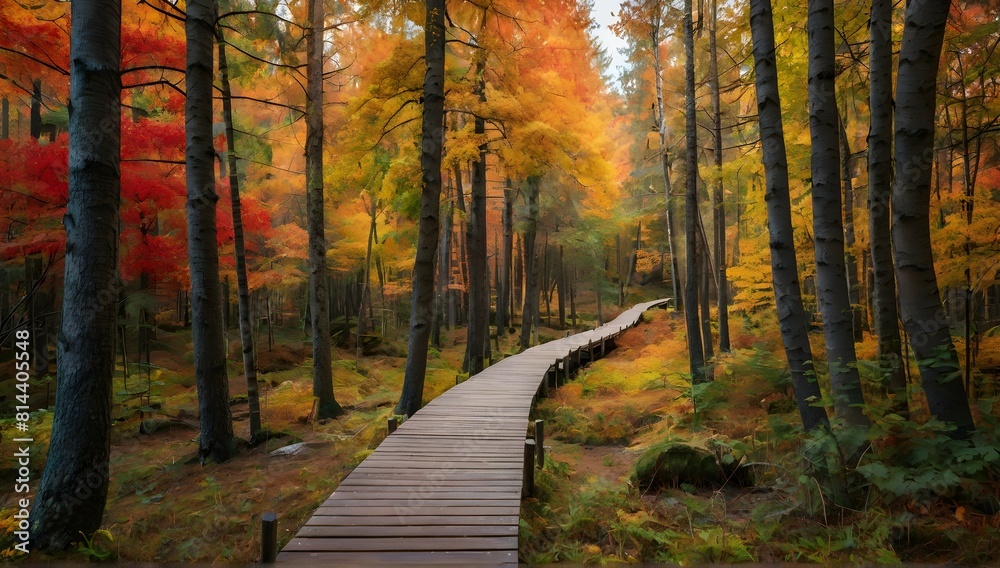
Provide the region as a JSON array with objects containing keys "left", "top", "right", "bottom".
[{"left": 278, "top": 299, "right": 669, "bottom": 565}]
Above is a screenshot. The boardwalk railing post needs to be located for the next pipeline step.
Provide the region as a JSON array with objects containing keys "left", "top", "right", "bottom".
[
  {"left": 523, "top": 439, "right": 536, "bottom": 498},
  {"left": 388, "top": 416, "right": 398, "bottom": 434},
  {"left": 534, "top": 419, "right": 544, "bottom": 468},
  {"left": 261, "top": 512, "right": 278, "bottom": 563},
  {"left": 588, "top": 340, "right": 594, "bottom": 362},
  {"left": 562, "top": 357, "right": 569, "bottom": 383}
]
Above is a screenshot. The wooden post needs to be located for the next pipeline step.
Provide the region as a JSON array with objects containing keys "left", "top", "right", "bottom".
[
  {"left": 388, "top": 416, "right": 398, "bottom": 434},
  {"left": 261, "top": 512, "right": 278, "bottom": 563},
  {"left": 588, "top": 340, "right": 594, "bottom": 362},
  {"left": 547, "top": 364, "right": 556, "bottom": 390},
  {"left": 522, "top": 439, "right": 536, "bottom": 498},
  {"left": 534, "top": 419, "right": 544, "bottom": 468},
  {"left": 575, "top": 347, "right": 582, "bottom": 368},
  {"left": 539, "top": 373, "right": 548, "bottom": 398},
  {"left": 601, "top": 336, "right": 606, "bottom": 357},
  {"left": 563, "top": 356, "right": 570, "bottom": 382}
]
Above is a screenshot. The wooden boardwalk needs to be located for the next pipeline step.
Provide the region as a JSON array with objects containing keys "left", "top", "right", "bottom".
[{"left": 278, "top": 299, "right": 669, "bottom": 565}]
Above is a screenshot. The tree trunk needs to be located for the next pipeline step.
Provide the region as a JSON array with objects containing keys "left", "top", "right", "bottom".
[
  {"left": 839, "top": 115, "right": 864, "bottom": 341},
  {"left": 749, "top": 0, "right": 830, "bottom": 432},
  {"left": 497, "top": 183, "right": 513, "bottom": 335},
  {"left": 708, "top": 0, "right": 730, "bottom": 351},
  {"left": 807, "top": 0, "right": 867, "bottom": 428},
  {"left": 892, "top": 0, "right": 974, "bottom": 435},
  {"left": 464, "top": 68, "right": 489, "bottom": 374},
  {"left": 683, "top": 0, "right": 706, "bottom": 384},
  {"left": 217, "top": 19, "right": 262, "bottom": 440},
  {"left": 30, "top": 79, "right": 42, "bottom": 140},
  {"left": 1, "top": 97, "right": 8, "bottom": 140},
  {"left": 185, "top": 0, "right": 236, "bottom": 462},
  {"left": 519, "top": 177, "right": 541, "bottom": 350},
  {"left": 557, "top": 245, "right": 567, "bottom": 329},
  {"left": 700, "top": 248, "right": 714, "bottom": 380},
  {"left": 452, "top": 165, "right": 469, "bottom": 324},
  {"left": 434, "top": 185, "right": 451, "bottom": 345},
  {"left": 358, "top": 195, "right": 377, "bottom": 359},
  {"left": 397, "top": 0, "right": 445, "bottom": 417},
  {"left": 305, "top": 0, "right": 342, "bottom": 419},
  {"left": 652, "top": 10, "right": 681, "bottom": 313},
  {"left": 31, "top": 0, "right": 120, "bottom": 549}
]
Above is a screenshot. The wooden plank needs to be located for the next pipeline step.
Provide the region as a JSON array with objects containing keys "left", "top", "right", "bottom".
[
  {"left": 303, "top": 515, "right": 518, "bottom": 527},
  {"left": 283, "top": 536, "right": 517, "bottom": 552},
  {"left": 312, "top": 505, "right": 520, "bottom": 516},
  {"left": 277, "top": 550, "right": 517, "bottom": 565},
  {"left": 296, "top": 524, "right": 518, "bottom": 538}
]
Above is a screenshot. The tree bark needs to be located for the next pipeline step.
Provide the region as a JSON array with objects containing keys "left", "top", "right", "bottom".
[
  {"left": 434, "top": 185, "right": 451, "bottom": 345},
  {"left": 808, "top": 0, "right": 867, "bottom": 428},
  {"left": 464, "top": 68, "right": 489, "bottom": 374},
  {"left": 838, "top": 115, "right": 864, "bottom": 341},
  {"left": 496, "top": 183, "right": 513, "bottom": 335},
  {"left": 652, "top": 8, "right": 681, "bottom": 312},
  {"left": 708, "top": 0, "right": 730, "bottom": 351},
  {"left": 184, "top": 0, "right": 237, "bottom": 462},
  {"left": 892, "top": 0, "right": 975, "bottom": 435},
  {"left": 30, "top": 79, "right": 42, "bottom": 140},
  {"left": 750, "top": 0, "right": 830, "bottom": 432},
  {"left": 397, "top": 0, "right": 445, "bottom": 417},
  {"left": 452, "top": 164, "right": 469, "bottom": 324},
  {"left": 305, "top": 0, "right": 342, "bottom": 419},
  {"left": 683, "top": 0, "right": 706, "bottom": 383},
  {"left": 217, "top": 19, "right": 262, "bottom": 440},
  {"left": 31, "top": 0, "right": 120, "bottom": 549},
  {"left": 1, "top": 97, "right": 8, "bottom": 140},
  {"left": 519, "top": 177, "right": 541, "bottom": 350}
]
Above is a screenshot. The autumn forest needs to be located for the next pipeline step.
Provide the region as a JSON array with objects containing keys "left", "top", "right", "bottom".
[{"left": 2, "top": 0, "right": 1000, "bottom": 563}]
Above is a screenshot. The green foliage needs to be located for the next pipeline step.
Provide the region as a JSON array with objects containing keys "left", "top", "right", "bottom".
[{"left": 76, "top": 530, "right": 116, "bottom": 562}]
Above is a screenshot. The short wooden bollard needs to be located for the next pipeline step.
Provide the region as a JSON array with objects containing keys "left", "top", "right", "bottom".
[
  {"left": 562, "top": 357, "right": 570, "bottom": 383},
  {"left": 575, "top": 347, "right": 582, "bottom": 368},
  {"left": 588, "top": 340, "right": 595, "bottom": 362},
  {"left": 261, "top": 512, "right": 278, "bottom": 563},
  {"left": 534, "top": 420, "right": 545, "bottom": 468},
  {"left": 522, "top": 439, "right": 536, "bottom": 498},
  {"left": 539, "top": 373, "right": 549, "bottom": 398},
  {"left": 388, "top": 416, "right": 398, "bottom": 434}
]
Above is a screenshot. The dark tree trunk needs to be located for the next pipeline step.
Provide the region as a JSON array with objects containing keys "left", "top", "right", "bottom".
[
  {"left": 31, "top": 0, "right": 120, "bottom": 549},
  {"left": 892, "top": 0, "right": 975, "bottom": 435},
  {"left": 306, "top": 0, "right": 342, "bottom": 419},
  {"left": 683, "top": 0, "right": 706, "bottom": 384},
  {"left": 186, "top": 0, "right": 236, "bottom": 462},
  {"left": 839, "top": 115, "right": 864, "bottom": 341},
  {"left": 452, "top": 165, "right": 469, "bottom": 323},
  {"left": 557, "top": 245, "right": 567, "bottom": 329},
  {"left": 519, "top": 177, "right": 541, "bottom": 350},
  {"left": 808, "top": 0, "right": 867, "bottom": 428},
  {"left": 30, "top": 79, "right": 42, "bottom": 140},
  {"left": 1, "top": 97, "right": 8, "bottom": 140},
  {"left": 496, "top": 184, "right": 513, "bottom": 335},
  {"left": 708, "top": 0, "right": 730, "bottom": 351},
  {"left": 217, "top": 19, "right": 262, "bottom": 439},
  {"left": 397, "top": 0, "right": 445, "bottom": 417},
  {"left": 434, "top": 185, "right": 451, "bottom": 346},
  {"left": 464, "top": 69, "right": 489, "bottom": 374},
  {"left": 700, "top": 249, "right": 714, "bottom": 380},
  {"left": 750, "top": 0, "right": 830, "bottom": 432}
]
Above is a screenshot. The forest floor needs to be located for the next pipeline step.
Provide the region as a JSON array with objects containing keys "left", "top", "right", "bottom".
[
  {"left": 521, "top": 309, "right": 1000, "bottom": 564},
  {"left": 3, "top": 294, "right": 1000, "bottom": 563}
]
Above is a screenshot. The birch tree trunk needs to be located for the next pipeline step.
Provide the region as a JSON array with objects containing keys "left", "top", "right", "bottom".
[
  {"left": 397, "top": 0, "right": 445, "bottom": 417},
  {"left": 892, "top": 0, "right": 975, "bottom": 435},
  {"left": 31, "top": 0, "right": 120, "bottom": 548},
  {"left": 808, "top": 0, "right": 867, "bottom": 428},
  {"left": 749, "top": 0, "right": 830, "bottom": 432}
]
